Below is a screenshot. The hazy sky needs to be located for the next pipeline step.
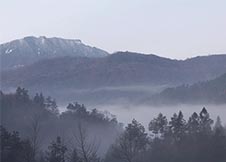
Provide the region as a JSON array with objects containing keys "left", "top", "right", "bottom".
[{"left": 0, "top": 0, "right": 226, "bottom": 59}]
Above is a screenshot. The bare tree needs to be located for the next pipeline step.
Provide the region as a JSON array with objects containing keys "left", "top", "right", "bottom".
[
  {"left": 28, "top": 114, "right": 42, "bottom": 162},
  {"left": 73, "top": 122, "right": 100, "bottom": 162}
]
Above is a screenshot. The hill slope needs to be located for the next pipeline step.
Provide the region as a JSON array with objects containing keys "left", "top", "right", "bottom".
[
  {"left": 151, "top": 73, "right": 226, "bottom": 104},
  {"left": 2, "top": 52, "right": 226, "bottom": 105},
  {"left": 2, "top": 52, "right": 226, "bottom": 88}
]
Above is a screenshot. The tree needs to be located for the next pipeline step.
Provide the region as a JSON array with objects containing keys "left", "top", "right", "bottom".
[
  {"left": 16, "top": 87, "right": 29, "bottom": 102},
  {"left": 214, "top": 116, "right": 224, "bottom": 131},
  {"left": 199, "top": 107, "right": 213, "bottom": 135},
  {"left": 22, "top": 139, "right": 34, "bottom": 162},
  {"left": 110, "top": 119, "right": 148, "bottom": 162},
  {"left": 67, "top": 103, "right": 77, "bottom": 111},
  {"left": 45, "top": 96, "right": 59, "bottom": 115},
  {"left": 69, "top": 149, "right": 81, "bottom": 162},
  {"left": 73, "top": 123, "right": 100, "bottom": 162},
  {"left": 28, "top": 114, "right": 42, "bottom": 162},
  {"left": 149, "top": 113, "right": 168, "bottom": 138},
  {"left": 187, "top": 112, "right": 200, "bottom": 135},
  {"left": 169, "top": 111, "right": 186, "bottom": 142},
  {"left": 46, "top": 136, "right": 67, "bottom": 162},
  {"left": 33, "top": 93, "right": 45, "bottom": 107},
  {"left": 0, "top": 126, "right": 33, "bottom": 162},
  {"left": 76, "top": 104, "right": 88, "bottom": 117},
  {"left": 210, "top": 116, "right": 226, "bottom": 162}
]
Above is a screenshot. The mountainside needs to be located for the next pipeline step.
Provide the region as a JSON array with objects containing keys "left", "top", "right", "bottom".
[
  {"left": 2, "top": 52, "right": 226, "bottom": 94},
  {"left": 0, "top": 36, "right": 108, "bottom": 70},
  {"left": 149, "top": 73, "right": 226, "bottom": 104},
  {"left": 2, "top": 52, "right": 226, "bottom": 88}
]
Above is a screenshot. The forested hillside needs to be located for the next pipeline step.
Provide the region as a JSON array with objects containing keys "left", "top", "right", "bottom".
[
  {"left": 2, "top": 52, "right": 226, "bottom": 89},
  {"left": 150, "top": 73, "right": 226, "bottom": 104},
  {"left": 2, "top": 52, "right": 226, "bottom": 105}
]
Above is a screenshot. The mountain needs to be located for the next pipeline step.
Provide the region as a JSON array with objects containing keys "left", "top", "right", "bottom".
[
  {"left": 0, "top": 36, "right": 108, "bottom": 70},
  {"left": 1, "top": 51, "right": 226, "bottom": 104},
  {"left": 149, "top": 73, "right": 226, "bottom": 105}
]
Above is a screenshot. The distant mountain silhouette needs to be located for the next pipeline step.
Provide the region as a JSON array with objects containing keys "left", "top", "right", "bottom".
[{"left": 0, "top": 36, "right": 108, "bottom": 70}]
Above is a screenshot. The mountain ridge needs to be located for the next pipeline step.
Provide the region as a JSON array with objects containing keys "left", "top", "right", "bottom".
[
  {"left": 2, "top": 52, "right": 226, "bottom": 90},
  {"left": 1, "top": 36, "right": 226, "bottom": 105},
  {"left": 0, "top": 36, "right": 109, "bottom": 70}
]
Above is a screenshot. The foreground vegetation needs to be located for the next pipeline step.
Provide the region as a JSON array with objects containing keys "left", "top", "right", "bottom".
[{"left": 1, "top": 88, "right": 226, "bottom": 162}]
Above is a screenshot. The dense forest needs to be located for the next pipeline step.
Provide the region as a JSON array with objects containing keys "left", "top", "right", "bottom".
[{"left": 1, "top": 88, "right": 226, "bottom": 162}]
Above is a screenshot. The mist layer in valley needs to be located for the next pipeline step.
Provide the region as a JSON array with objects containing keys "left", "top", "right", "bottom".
[{"left": 95, "top": 104, "right": 226, "bottom": 127}]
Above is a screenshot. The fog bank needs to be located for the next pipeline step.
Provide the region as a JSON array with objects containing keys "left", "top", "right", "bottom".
[{"left": 96, "top": 104, "right": 226, "bottom": 128}]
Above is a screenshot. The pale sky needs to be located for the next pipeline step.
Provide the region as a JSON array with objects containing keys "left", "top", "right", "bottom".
[{"left": 0, "top": 0, "right": 226, "bottom": 59}]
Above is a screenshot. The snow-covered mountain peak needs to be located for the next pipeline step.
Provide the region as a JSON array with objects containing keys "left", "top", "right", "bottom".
[{"left": 0, "top": 36, "right": 109, "bottom": 70}]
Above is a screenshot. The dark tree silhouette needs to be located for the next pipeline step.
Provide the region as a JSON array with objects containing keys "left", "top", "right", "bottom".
[
  {"left": 108, "top": 119, "right": 148, "bottom": 162},
  {"left": 149, "top": 113, "right": 168, "bottom": 138}
]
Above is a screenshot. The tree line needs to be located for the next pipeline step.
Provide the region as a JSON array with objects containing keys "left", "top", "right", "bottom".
[
  {"left": 105, "top": 108, "right": 226, "bottom": 162},
  {"left": 1, "top": 87, "right": 226, "bottom": 162},
  {"left": 0, "top": 87, "right": 122, "bottom": 162}
]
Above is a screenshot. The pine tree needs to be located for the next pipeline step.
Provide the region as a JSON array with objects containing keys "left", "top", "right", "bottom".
[
  {"left": 149, "top": 113, "right": 168, "bottom": 138},
  {"left": 211, "top": 116, "right": 226, "bottom": 162},
  {"left": 187, "top": 112, "right": 200, "bottom": 135},
  {"left": 199, "top": 107, "right": 213, "bottom": 135},
  {"left": 169, "top": 111, "right": 186, "bottom": 142}
]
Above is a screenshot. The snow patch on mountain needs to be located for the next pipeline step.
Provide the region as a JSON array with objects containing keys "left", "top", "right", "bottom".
[{"left": 5, "top": 49, "right": 14, "bottom": 54}]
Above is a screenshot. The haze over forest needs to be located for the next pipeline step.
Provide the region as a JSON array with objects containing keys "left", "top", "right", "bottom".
[
  {"left": 1, "top": 1, "right": 226, "bottom": 162},
  {"left": 1, "top": 35, "right": 226, "bottom": 162},
  {"left": 1, "top": 35, "right": 226, "bottom": 118}
]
